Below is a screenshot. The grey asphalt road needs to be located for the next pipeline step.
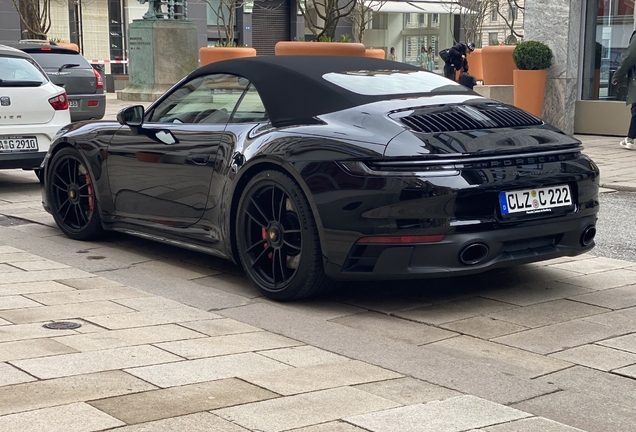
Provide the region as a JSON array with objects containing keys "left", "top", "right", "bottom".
[{"left": 590, "top": 191, "right": 636, "bottom": 263}]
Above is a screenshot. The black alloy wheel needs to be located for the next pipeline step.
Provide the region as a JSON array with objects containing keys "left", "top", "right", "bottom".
[
  {"left": 48, "top": 148, "right": 103, "bottom": 240},
  {"left": 236, "top": 170, "right": 335, "bottom": 301}
]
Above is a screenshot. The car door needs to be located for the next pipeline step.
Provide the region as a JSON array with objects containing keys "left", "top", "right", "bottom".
[
  {"left": 107, "top": 73, "right": 249, "bottom": 229},
  {"left": 201, "top": 82, "right": 271, "bottom": 243}
]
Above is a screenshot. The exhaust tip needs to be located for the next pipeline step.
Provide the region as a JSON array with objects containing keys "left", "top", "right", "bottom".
[
  {"left": 581, "top": 225, "right": 596, "bottom": 247},
  {"left": 459, "top": 242, "right": 489, "bottom": 266}
]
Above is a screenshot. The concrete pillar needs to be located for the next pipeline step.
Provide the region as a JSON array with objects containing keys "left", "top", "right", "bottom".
[{"left": 524, "top": 0, "right": 583, "bottom": 134}]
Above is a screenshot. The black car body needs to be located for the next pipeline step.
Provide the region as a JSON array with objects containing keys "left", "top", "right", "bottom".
[
  {"left": 10, "top": 43, "right": 106, "bottom": 122},
  {"left": 41, "top": 56, "right": 600, "bottom": 300}
]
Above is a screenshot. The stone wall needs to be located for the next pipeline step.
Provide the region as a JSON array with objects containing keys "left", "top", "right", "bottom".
[{"left": 524, "top": 0, "right": 582, "bottom": 134}]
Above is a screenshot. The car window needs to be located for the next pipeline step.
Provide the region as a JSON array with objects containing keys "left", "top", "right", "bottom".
[
  {"left": 229, "top": 84, "right": 268, "bottom": 123},
  {"left": 149, "top": 74, "right": 248, "bottom": 124},
  {"left": 27, "top": 52, "right": 91, "bottom": 69},
  {"left": 322, "top": 70, "right": 472, "bottom": 95},
  {"left": 0, "top": 55, "right": 48, "bottom": 85}
]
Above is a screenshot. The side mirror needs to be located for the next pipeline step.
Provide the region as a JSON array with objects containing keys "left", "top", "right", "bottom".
[{"left": 117, "top": 105, "right": 145, "bottom": 127}]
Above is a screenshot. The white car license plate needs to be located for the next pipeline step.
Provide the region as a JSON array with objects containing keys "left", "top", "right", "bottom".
[
  {"left": 0, "top": 136, "right": 39, "bottom": 152},
  {"left": 499, "top": 185, "right": 573, "bottom": 215},
  {"left": 69, "top": 100, "right": 79, "bottom": 108}
]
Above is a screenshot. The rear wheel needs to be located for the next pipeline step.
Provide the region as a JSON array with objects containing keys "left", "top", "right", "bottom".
[
  {"left": 47, "top": 148, "right": 103, "bottom": 240},
  {"left": 236, "top": 170, "right": 335, "bottom": 301}
]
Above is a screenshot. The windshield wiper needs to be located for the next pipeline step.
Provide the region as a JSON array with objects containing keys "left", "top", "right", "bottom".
[{"left": 58, "top": 63, "right": 80, "bottom": 72}]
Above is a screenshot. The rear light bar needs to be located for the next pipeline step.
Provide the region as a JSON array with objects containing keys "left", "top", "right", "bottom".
[
  {"left": 356, "top": 234, "right": 446, "bottom": 244},
  {"left": 49, "top": 93, "right": 68, "bottom": 110},
  {"left": 93, "top": 68, "right": 103, "bottom": 90},
  {"left": 88, "top": 100, "right": 99, "bottom": 107}
]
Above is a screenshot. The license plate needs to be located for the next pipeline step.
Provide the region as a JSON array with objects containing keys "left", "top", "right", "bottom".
[
  {"left": 0, "top": 136, "right": 39, "bottom": 152},
  {"left": 499, "top": 185, "right": 573, "bottom": 216},
  {"left": 69, "top": 100, "right": 79, "bottom": 108}
]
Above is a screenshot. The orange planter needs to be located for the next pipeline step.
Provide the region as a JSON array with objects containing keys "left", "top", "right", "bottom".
[
  {"left": 275, "top": 41, "right": 366, "bottom": 57},
  {"left": 365, "top": 48, "right": 386, "bottom": 59},
  {"left": 199, "top": 47, "right": 257, "bottom": 66},
  {"left": 467, "top": 48, "right": 483, "bottom": 82},
  {"left": 57, "top": 42, "right": 79, "bottom": 52},
  {"left": 481, "top": 45, "right": 517, "bottom": 85},
  {"left": 513, "top": 69, "right": 547, "bottom": 117}
]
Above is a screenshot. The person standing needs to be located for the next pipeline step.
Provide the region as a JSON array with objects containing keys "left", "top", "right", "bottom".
[
  {"left": 416, "top": 46, "right": 427, "bottom": 69},
  {"left": 442, "top": 42, "right": 475, "bottom": 81},
  {"left": 388, "top": 47, "right": 397, "bottom": 62},
  {"left": 426, "top": 47, "right": 435, "bottom": 72},
  {"left": 612, "top": 30, "right": 636, "bottom": 150}
]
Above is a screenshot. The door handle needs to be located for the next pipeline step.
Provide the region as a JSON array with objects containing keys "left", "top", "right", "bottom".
[{"left": 186, "top": 154, "right": 210, "bottom": 165}]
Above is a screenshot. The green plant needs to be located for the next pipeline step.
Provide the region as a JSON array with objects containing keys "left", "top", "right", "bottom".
[
  {"left": 512, "top": 40, "right": 553, "bottom": 70},
  {"left": 338, "top": 34, "right": 352, "bottom": 42},
  {"left": 318, "top": 35, "right": 334, "bottom": 42}
]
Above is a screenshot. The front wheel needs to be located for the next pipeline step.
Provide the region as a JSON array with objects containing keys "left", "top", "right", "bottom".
[
  {"left": 236, "top": 170, "right": 336, "bottom": 301},
  {"left": 47, "top": 148, "right": 104, "bottom": 240}
]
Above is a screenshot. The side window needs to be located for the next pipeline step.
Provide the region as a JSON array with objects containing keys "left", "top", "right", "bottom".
[
  {"left": 148, "top": 73, "right": 247, "bottom": 124},
  {"left": 229, "top": 83, "right": 269, "bottom": 123}
]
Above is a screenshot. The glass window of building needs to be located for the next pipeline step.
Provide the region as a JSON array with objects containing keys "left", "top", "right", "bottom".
[
  {"left": 431, "top": 14, "right": 440, "bottom": 28},
  {"left": 582, "top": 0, "right": 636, "bottom": 101},
  {"left": 489, "top": 32, "right": 499, "bottom": 45},
  {"left": 404, "top": 36, "right": 427, "bottom": 65},
  {"left": 508, "top": 6, "right": 518, "bottom": 20},
  {"left": 491, "top": 5, "right": 498, "bottom": 21},
  {"left": 372, "top": 13, "right": 388, "bottom": 30},
  {"left": 405, "top": 13, "right": 428, "bottom": 28}
]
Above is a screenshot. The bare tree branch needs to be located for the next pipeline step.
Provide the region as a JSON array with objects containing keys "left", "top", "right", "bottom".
[
  {"left": 12, "top": 0, "right": 52, "bottom": 39},
  {"left": 494, "top": 0, "right": 524, "bottom": 41},
  {"left": 297, "top": 0, "right": 358, "bottom": 40},
  {"left": 347, "top": 0, "right": 388, "bottom": 43}
]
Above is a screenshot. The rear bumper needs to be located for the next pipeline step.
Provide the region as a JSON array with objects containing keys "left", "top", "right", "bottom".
[
  {"left": 68, "top": 94, "right": 106, "bottom": 121},
  {"left": 0, "top": 151, "right": 47, "bottom": 170},
  {"left": 326, "top": 214, "right": 597, "bottom": 280}
]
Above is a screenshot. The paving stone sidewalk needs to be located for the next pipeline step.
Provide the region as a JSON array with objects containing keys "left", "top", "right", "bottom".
[{"left": 0, "top": 244, "right": 591, "bottom": 432}]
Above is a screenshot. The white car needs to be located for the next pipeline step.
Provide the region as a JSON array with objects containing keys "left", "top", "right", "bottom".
[{"left": 0, "top": 44, "right": 71, "bottom": 179}]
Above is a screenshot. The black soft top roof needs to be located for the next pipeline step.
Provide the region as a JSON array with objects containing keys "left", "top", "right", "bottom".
[{"left": 189, "top": 56, "right": 423, "bottom": 127}]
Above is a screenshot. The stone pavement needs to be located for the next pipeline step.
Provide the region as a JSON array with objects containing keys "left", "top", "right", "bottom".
[{"left": 0, "top": 96, "right": 635, "bottom": 431}]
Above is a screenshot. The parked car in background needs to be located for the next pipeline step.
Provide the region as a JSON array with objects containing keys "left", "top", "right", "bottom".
[
  {"left": 7, "top": 42, "right": 105, "bottom": 122},
  {"left": 41, "top": 56, "right": 600, "bottom": 301},
  {"left": 0, "top": 44, "right": 71, "bottom": 178}
]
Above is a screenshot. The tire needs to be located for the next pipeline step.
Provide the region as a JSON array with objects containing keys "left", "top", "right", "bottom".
[
  {"left": 47, "top": 148, "right": 104, "bottom": 240},
  {"left": 236, "top": 170, "right": 336, "bottom": 301}
]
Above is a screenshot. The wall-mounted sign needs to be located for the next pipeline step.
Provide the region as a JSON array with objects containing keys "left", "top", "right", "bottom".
[
  {"left": 244, "top": 0, "right": 254, "bottom": 14},
  {"left": 245, "top": 26, "right": 251, "bottom": 30}
]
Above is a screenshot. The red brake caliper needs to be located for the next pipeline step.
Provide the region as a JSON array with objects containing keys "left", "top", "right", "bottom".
[
  {"left": 85, "top": 174, "right": 94, "bottom": 212},
  {"left": 261, "top": 227, "right": 273, "bottom": 259}
]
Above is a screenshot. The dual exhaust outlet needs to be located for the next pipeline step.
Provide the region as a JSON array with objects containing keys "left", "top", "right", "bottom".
[{"left": 458, "top": 225, "right": 597, "bottom": 266}]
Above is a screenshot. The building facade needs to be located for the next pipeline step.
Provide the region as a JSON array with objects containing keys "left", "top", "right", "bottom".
[{"left": 481, "top": 0, "right": 525, "bottom": 46}]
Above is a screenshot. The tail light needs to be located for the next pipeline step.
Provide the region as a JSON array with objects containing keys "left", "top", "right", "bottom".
[
  {"left": 49, "top": 93, "right": 68, "bottom": 110},
  {"left": 93, "top": 68, "right": 104, "bottom": 90}
]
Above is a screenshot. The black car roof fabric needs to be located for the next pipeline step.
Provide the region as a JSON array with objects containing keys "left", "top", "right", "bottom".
[{"left": 190, "top": 56, "right": 422, "bottom": 127}]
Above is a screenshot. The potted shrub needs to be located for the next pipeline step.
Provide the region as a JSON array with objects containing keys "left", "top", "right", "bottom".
[{"left": 512, "top": 41, "right": 553, "bottom": 117}]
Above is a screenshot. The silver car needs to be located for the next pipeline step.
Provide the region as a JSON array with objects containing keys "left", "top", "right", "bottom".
[{"left": 13, "top": 43, "right": 106, "bottom": 122}]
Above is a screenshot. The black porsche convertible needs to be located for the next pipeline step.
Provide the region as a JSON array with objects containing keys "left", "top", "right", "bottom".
[{"left": 41, "top": 56, "right": 599, "bottom": 300}]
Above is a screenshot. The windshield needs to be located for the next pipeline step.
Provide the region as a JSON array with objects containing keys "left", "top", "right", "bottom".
[
  {"left": 27, "top": 52, "right": 91, "bottom": 69},
  {"left": 322, "top": 70, "right": 472, "bottom": 96},
  {"left": 0, "top": 55, "right": 48, "bottom": 86}
]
